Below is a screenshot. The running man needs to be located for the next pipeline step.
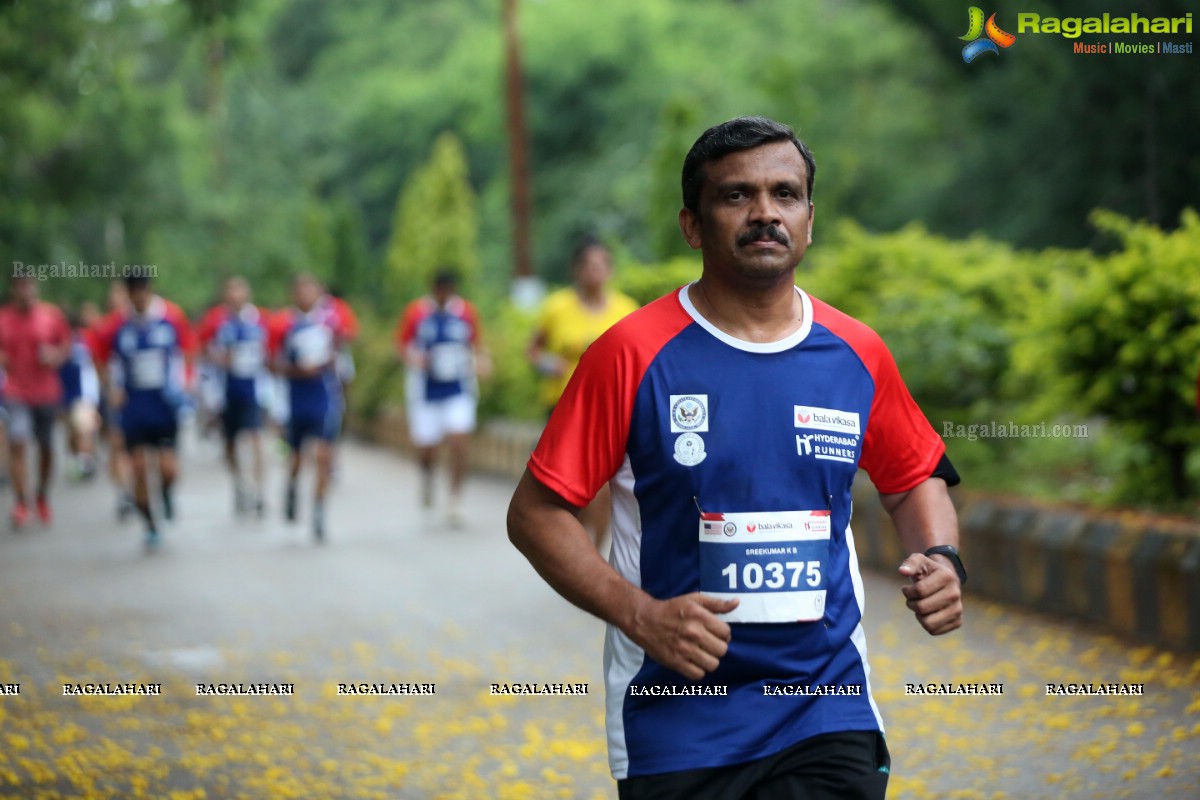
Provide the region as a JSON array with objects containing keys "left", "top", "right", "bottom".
[
  {"left": 102, "top": 275, "right": 194, "bottom": 550},
  {"left": 508, "top": 117, "right": 964, "bottom": 799},
  {"left": 270, "top": 274, "right": 350, "bottom": 542},
  {"left": 527, "top": 237, "right": 638, "bottom": 549},
  {"left": 0, "top": 275, "right": 71, "bottom": 528},
  {"left": 396, "top": 270, "right": 490, "bottom": 526},
  {"left": 210, "top": 276, "right": 270, "bottom": 516}
]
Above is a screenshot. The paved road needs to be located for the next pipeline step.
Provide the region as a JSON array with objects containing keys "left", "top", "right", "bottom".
[{"left": 0, "top": 429, "right": 1197, "bottom": 799}]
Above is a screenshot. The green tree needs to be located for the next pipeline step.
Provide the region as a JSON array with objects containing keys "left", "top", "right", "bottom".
[{"left": 383, "top": 132, "right": 481, "bottom": 310}]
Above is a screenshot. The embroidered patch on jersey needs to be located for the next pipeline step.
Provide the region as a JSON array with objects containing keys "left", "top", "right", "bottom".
[
  {"left": 673, "top": 432, "right": 707, "bottom": 466},
  {"left": 670, "top": 394, "right": 709, "bottom": 433},
  {"left": 793, "top": 405, "right": 860, "bottom": 435}
]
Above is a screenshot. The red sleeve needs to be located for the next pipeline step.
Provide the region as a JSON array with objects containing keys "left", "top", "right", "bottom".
[
  {"left": 462, "top": 301, "right": 482, "bottom": 344},
  {"left": 196, "top": 306, "right": 225, "bottom": 347},
  {"left": 812, "top": 297, "right": 944, "bottom": 495},
  {"left": 396, "top": 301, "right": 422, "bottom": 350},
  {"left": 266, "top": 310, "right": 290, "bottom": 359},
  {"left": 89, "top": 311, "right": 124, "bottom": 366},
  {"left": 163, "top": 302, "right": 196, "bottom": 357},
  {"left": 528, "top": 293, "right": 692, "bottom": 508},
  {"left": 334, "top": 298, "right": 359, "bottom": 342}
]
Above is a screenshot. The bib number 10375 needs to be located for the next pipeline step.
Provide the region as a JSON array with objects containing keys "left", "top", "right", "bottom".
[
  {"left": 719, "top": 560, "right": 821, "bottom": 591},
  {"left": 699, "top": 510, "right": 830, "bottom": 623}
]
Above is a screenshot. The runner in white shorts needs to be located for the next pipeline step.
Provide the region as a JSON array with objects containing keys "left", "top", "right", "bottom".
[{"left": 395, "top": 270, "right": 490, "bottom": 526}]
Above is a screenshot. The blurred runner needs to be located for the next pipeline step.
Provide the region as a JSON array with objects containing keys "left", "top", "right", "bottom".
[
  {"left": 210, "top": 276, "right": 271, "bottom": 517},
  {"left": 102, "top": 275, "right": 194, "bottom": 551},
  {"left": 60, "top": 307, "right": 102, "bottom": 481},
  {"left": 195, "top": 284, "right": 232, "bottom": 440},
  {"left": 396, "top": 270, "right": 490, "bottom": 527},
  {"left": 527, "top": 237, "right": 638, "bottom": 549},
  {"left": 89, "top": 281, "right": 136, "bottom": 520},
  {"left": 270, "top": 274, "right": 350, "bottom": 542},
  {"left": 0, "top": 275, "right": 71, "bottom": 529}
]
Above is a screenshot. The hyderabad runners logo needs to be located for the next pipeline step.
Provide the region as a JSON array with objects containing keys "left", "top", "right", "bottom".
[{"left": 960, "top": 7, "right": 1016, "bottom": 63}]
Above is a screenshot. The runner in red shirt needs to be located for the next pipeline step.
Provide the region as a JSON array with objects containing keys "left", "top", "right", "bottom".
[{"left": 0, "top": 276, "right": 71, "bottom": 528}]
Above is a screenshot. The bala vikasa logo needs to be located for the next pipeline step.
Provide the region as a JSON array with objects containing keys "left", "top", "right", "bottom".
[{"left": 960, "top": 7, "right": 1016, "bottom": 62}]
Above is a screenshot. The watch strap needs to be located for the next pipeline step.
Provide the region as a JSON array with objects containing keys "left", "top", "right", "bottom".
[{"left": 924, "top": 544, "right": 968, "bottom": 586}]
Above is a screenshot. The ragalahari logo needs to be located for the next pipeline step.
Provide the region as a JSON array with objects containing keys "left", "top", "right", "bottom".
[{"left": 960, "top": 7, "right": 1016, "bottom": 62}]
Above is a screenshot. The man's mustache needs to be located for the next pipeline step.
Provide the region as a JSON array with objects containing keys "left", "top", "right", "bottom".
[{"left": 736, "top": 224, "right": 789, "bottom": 247}]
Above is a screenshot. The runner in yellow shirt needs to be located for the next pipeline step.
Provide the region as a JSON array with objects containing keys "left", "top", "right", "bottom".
[{"left": 528, "top": 237, "right": 639, "bottom": 551}]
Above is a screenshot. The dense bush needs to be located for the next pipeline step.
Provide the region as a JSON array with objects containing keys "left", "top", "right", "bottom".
[{"left": 1012, "top": 209, "right": 1200, "bottom": 504}]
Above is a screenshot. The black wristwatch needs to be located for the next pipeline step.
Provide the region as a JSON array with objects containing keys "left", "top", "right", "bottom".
[{"left": 924, "top": 545, "right": 968, "bottom": 586}]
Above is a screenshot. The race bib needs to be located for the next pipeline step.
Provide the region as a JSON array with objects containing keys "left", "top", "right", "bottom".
[
  {"left": 699, "top": 510, "right": 830, "bottom": 623},
  {"left": 292, "top": 325, "right": 332, "bottom": 370},
  {"left": 131, "top": 349, "right": 166, "bottom": 390},
  {"left": 428, "top": 342, "right": 469, "bottom": 383},
  {"left": 230, "top": 340, "right": 264, "bottom": 378}
]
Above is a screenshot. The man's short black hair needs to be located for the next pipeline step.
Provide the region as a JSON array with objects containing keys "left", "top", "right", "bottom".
[
  {"left": 681, "top": 116, "right": 817, "bottom": 214},
  {"left": 433, "top": 269, "right": 458, "bottom": 288},
  {"left": 124, "top": 274, "right": 151, "bottom": 291}
]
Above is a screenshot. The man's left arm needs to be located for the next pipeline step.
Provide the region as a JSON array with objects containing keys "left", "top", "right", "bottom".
[{"left": 879, "top": 478, "right": 962, "bottom": 635}]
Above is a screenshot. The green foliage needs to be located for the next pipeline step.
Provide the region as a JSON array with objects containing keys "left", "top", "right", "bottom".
[
  {"left": 1013, "top": 210, "right": 1200, "bottom": 503},
  {"left": 613, "top": 255, "right": 701, "bottom": 307},
  {"left": 346, "top": 309, "right": 405, "bottom": 423},
  {"left": 803, "top": 221, "right": 1032, "bottom": 419},
  {"left": 383, "top": 132, "right": 481, "bottom": 312},
  {"left": 477, "top": 303, "right": 542, "bottom": 423}
]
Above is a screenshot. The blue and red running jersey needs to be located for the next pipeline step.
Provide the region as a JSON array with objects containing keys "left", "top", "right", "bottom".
[
  {"left": 108, "top": 297, "right": 193, "bottom": 431},
  {"left": 395, "top": 295, "right": 481, "bottom": 402},
  {"left": 528, "top": 285, "right": 946, "bottom": 780},
  {"left": 213, "top": 305, "right": 269, "bottom": 406},
  {"left": 270, "top": 302, "right": 350, "bottom": 422}
]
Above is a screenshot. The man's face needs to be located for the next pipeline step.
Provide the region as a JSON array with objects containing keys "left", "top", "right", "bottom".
[
  {"left": 433, "top": 282, "right": 455, "bottom": 306},
  {"left": 225, "top": 279, "right": 250, "bottom": 308},
  {"left": 293, "top": 278, "right": 320, "bottom": 311},
  {"left": 574, "top": 246, "right": 613, "bottom": 294},
  {"left": 129, "top": 284, "right": 152, "bottom": 314},
  {"left": 108, "top": 282, "right": 130, "bottom": 314},
  {"left": 678, "top": 140, "right": 814, "bottom": 282},
  {"left": 11, "top": 277, "right": 37, "bottom": 308}
]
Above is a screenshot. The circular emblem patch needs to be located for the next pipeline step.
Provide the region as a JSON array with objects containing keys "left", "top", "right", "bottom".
[{"left": 672, "top": 433, "right": 707, "bottom": 466}]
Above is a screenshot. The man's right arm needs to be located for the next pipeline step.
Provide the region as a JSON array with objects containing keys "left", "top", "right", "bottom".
[{"left": 507, "top": 469, "right": 738, "bottom": 681}]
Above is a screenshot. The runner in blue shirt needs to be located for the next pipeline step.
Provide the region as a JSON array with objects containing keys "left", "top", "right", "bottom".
[
  {"left": 103, "top": 276, "right": 194, "bottom": 551},
  {"left": 210, "top": 276, "right": 271, "bottom": 517},
  {"left": 270, "top": 274, "right": 350, "bottom": 543},
  {"left": 508, "top": 117, "right": 966, "bottom": 800}
]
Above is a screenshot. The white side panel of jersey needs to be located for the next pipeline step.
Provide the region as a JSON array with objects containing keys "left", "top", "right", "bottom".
[
  {"left": 845, "top": 523, "right": 886, "bottom": 731},
  {"left": 604, "top": 455, "right": 645, "bottom": 780}
]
